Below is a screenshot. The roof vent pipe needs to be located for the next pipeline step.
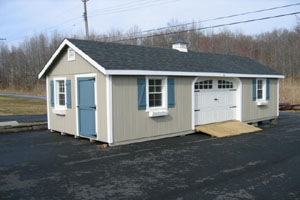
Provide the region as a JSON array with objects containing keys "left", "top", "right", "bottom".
[{"left": 172, "top": 40, "right": 188, "bottom": 52}]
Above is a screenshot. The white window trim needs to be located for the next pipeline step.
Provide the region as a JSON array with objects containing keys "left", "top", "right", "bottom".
[
  {"left": 146, "top": 76, "right": 168, "bottom": 116},
  {"left": 256, "top": 79, "right": 268, "bottom": 105},
  {"left": 68, "top": 47, "right": 75, "bottom": 61},
  {"left": 53, "top": 77, "right": 67, "bottom": 112}
]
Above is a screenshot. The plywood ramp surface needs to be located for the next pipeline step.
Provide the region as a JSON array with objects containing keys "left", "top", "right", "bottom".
[{"left": 195, "top": 120, "right": 262, "bottom": 138}]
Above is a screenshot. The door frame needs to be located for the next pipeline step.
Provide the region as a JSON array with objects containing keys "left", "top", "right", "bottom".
[
  {"left": 75, "top": 73, "right": 98, "bottom": 139},
  {"left": 191, "top": 77, "right": 242, "bottom": 129}
]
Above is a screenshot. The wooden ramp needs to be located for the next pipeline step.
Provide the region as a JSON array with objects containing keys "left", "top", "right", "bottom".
[{"left": 195, "top": 120, "right": 262, "bottom": 138}]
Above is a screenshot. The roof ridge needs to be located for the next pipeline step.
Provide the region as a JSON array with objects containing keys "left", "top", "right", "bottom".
[
  {"left": 66, "top": 37, "right": 175, "bottom": 51},
  {"left": 66, "top": 38, "right": 255, "bottom": 59},
  {"left": 64, "top": 38, "right": 281, "bottom": 76}
]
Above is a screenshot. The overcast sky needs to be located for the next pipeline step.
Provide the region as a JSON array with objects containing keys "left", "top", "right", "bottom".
[{"left": 0, "top": 0, "right": 299, "bottom": 46}]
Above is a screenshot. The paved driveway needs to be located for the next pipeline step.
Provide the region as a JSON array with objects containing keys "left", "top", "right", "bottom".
[
  {"left": 0, "top": 114, "right": 47, "bottom": 123},
  {"left": 0, "top": 93, "right": 46, "bottom": 101},
  {"left": 0, "top": 112, "right": 300, "bottom": 200}
]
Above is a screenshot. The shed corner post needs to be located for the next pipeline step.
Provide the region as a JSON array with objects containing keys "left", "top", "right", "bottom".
[
  {"left": 46, "top": 76, "right": 51, "bottom": 129},
  {"left": 106, "top": 75, "right": 113, "bottom": 144},
  {"left": 277, "top": 78, "right": 280, "bottom": 117},
  {"left": 237, "top": 78, "right": 243, "bottom": 122},
  {"left": 191, "top": 77, "right": 198, "bottom": 130}
]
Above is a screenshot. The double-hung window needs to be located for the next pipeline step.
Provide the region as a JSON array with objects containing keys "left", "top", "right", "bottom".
[
  {"left": 257, "top": 79, "right": 265, "bottom": 100},
  {"left": 149, "top": 79, "right": 163, "bottom": 108},
  {"left": 146, "top": 77, "right": 168, "bottom": 114},
  {"left": 54, "top": 78, "right": 67, "bottom": 110},
  {"left": 137, "top": 76, "right": 171, "bottom": 117},
  {"left": 57, "top": 80, "right": 66, "bottom": 106}
]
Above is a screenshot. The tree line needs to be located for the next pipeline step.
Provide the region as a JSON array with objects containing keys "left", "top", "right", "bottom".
[{"left": 0, "top": 19, "right": 299, "bottom": 91}]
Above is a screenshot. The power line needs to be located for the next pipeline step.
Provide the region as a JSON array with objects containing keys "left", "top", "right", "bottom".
[
  {"left": 88, "top": 0, "right": 180, "bottom": 18},
  {"left": 43, "top": 0, "right": 179, "bottom": 33},
  {"left": 88, "top": 0, "right": 152, "bottom": 15},
  {"left": 116, "top": 2, "right": 300, "bottom": 36},
  {"left": 95, "top": 2, "right": 300, "bottom": 41},
  {"left": 58, "top": 0, "right": 180, "bottom": 33},
  {"left": 112, "top": 11, "right": 300, "bottom": 42},
  {"left": 6, "top": 2, "right": 300, "bottom": 43}
]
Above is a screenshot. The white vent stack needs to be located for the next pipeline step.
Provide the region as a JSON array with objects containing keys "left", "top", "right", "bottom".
[{"left": 172, "top": 40, "right": 188, "bottom": 52}]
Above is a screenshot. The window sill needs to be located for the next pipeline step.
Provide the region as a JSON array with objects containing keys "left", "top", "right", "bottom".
[
  {"left": 53, "top": 109, "right": 66, "bottom": 115},
  {"left": 148, "top": 109, "right": 168, "bottom": 117},
  {"left": 256, "top": 100, "right": 268, "bottom": 106}
]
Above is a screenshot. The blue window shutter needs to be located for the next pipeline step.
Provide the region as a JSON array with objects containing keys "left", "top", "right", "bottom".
[
  {"left": 266, "top": 79, "right": 270, "bottom": 100},
  {"left": 168, "top": 78, "right": 175, "bottom": 108},
  {"left": 252, "top": 79, "right": 256, "bottom": 101},
  {"left": 137, "top": 78, "right": 146, "bottom": 110},
  {"left": 66, "top": 80, "right": 72, "bottom": 108},
  {"left": 50, "top": 80, "right": 54, "bottom": 107}
]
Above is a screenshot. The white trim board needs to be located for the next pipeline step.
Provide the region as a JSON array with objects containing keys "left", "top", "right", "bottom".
[
  {"left": 106, "top": 70, "right": 284, "bottom": 79},
  {"left": 106, "top": 75, "right": 113, "bottom": 144},
  {"left": 145, "top": 76, "right": 168, "bottom": 112},
  {"left": 53, "top": 77, "right": 67, "bottom": 111},
  {"left": 191, "top": 77, "right": 198, "bottom": 130},
  {"left": 46, "top": 76, "right": 50, "bottom": 129},
  {"left": 237, "top": 78, "right": 243, "bottom": 122},
  {"left": 277, "top": 79, "right": 280, "bottom": 117},
  {"left": 38, "top": 39, "right": 106, "bottom": 79}
]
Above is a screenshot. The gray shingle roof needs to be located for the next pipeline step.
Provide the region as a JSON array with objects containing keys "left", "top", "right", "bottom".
[{"left": 67, "top": 38, "right": 281, "bottom": 75}]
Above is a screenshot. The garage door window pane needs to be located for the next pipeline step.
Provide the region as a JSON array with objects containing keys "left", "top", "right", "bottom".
[
  {"left": 218, "top": 80, "right": 233, "bottom": 89},
  {"left": 195, "top": 80, "right": 213, "bottom": 90}
]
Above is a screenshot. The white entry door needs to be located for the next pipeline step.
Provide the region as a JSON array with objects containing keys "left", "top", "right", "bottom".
[{"left": 194, "top": 78, "right": 238, "bottom": 125}]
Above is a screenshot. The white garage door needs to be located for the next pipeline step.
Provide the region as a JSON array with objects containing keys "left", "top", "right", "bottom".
[{"left": 194, "top": 78, "right": 238, "bottom": 125}]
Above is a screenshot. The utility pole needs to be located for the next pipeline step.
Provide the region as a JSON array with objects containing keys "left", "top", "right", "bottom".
[{"left": 82, "top": 0, "right": 89, "bottom": 40}]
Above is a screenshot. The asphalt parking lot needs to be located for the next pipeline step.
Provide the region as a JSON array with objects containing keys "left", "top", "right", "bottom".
[
  {"left": 0, "top": 114, "right": 47, "bottom": 123},
  {"left": 1, "top": 112, "right": 300, "bottom": 200}
]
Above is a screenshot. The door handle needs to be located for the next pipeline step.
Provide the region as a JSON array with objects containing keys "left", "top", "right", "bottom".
[
  {"left": 214, "top": 98, "right": 218, "bottom": 101},
  {"left": 90, "top": 106, "right": 96, "bottom": 109},
  {"left": 195, "top": 109, "right": 200, "bottom": 111}
]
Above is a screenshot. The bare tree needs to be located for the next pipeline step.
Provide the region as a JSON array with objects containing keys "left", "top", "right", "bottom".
[{"left": 1, "top": 19, "right": 300, "bottom": 96}]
